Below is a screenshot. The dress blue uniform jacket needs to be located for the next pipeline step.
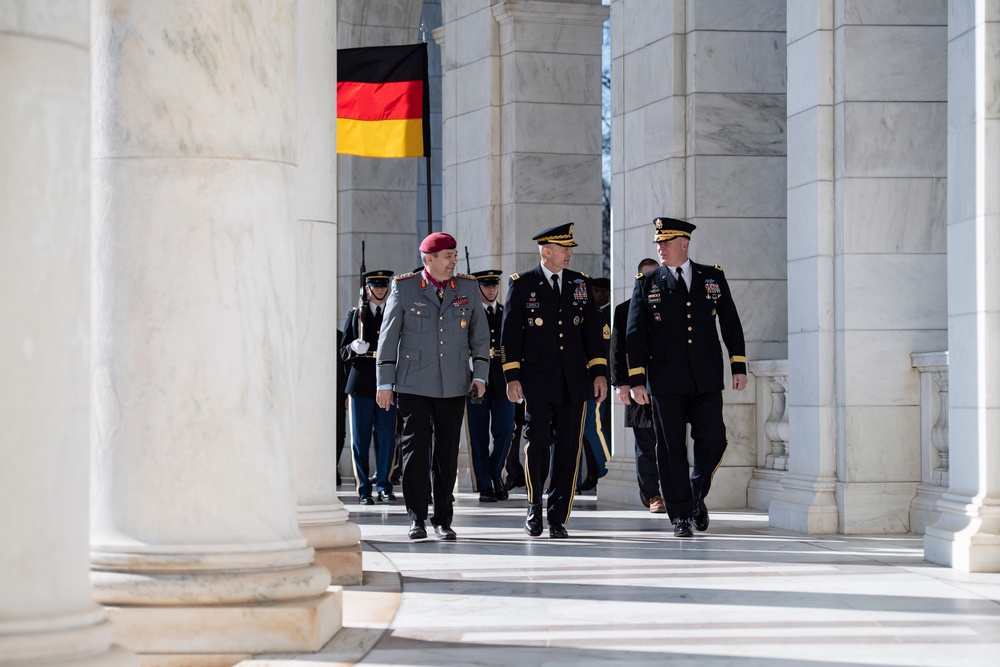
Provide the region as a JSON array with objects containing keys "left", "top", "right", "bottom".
[
  {"left": 377, "top": 272, "right": 490, "bottom": 398},
  {"left": 339, "top": 305, "right": 381, "bottom": 398},
  {"left": 626, "top": 261, "right": 746, "bottom": 395},
  {"left": 500, "top": 265, "right": 607, "bottom": 403}
]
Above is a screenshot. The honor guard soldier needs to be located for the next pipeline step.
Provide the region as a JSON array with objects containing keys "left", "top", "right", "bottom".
[
  {"left": 340, "top": 270, "right": 397, "bottom": 505},
  {"left": 466, "top": 269, "right": 515, "bottom": 503},
  {"left": 501, "top": 223, "right": 608, "bottom": 538},
  {"left": 626, "top": 217, "right": 747, "bottom": 537},
  {"left": 376, "top": 233, "right": 490, "bottom": 541}
]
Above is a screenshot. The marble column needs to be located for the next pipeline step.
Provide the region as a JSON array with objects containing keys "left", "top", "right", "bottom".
[
  {"left": 769, "top": 1, "right": 840, "bottom": 533},
  {"left": 0, "top": 3, "right": 133, "bottom": 664},
  {"left": 924, "top": 1, "right": 1000, "bottom": 572},
  {"left": 90, "top": 1, "right": 339, "bottom": 657},
  {"left": 295, "top": 0, "right": 362, "bottom": 585}
]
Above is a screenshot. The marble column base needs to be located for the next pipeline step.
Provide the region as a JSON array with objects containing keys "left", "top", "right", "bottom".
[
  {"left": 924, "top": 496, "right": 1000, "bottom": 572},
  {"left": 909, "top": 482, "right": 946, "bottom": 535},
  {"left": 0, "top": 612, "right": 135, "bottom": 667},
  {"left": 299, "top": 507, "right": 363, "bottom": 584},
  {"left": 311, "top": 546, "right": 362, "bottom": 586},
  {"left": 106, "top": 589, "right": 341, "bottom": 659},
  {"left": 747, "top": 467, "right": 786, "bottom": 511},
  {"left": 594, "top": 458, "right": 642, "bottom": 508},
  {"left": 769, "top": 473, "right": 839, "bottom": 533},
  {"left": 837, "top": 481, "right": 917, "bottom": 534}
]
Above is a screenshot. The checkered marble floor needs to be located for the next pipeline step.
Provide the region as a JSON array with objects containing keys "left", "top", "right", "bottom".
[{"left": 251, "top": 490, "right": 1000, "bottom": 667}]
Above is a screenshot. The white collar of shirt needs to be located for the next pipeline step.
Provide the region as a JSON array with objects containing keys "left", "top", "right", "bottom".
[
  {"left": 666, "top": 260, "right": 691, "bottom": 287},
  {"left": 482, "top": 301, "right": 497, "bottom": 312},
  {"left": 369, "top": 302, "right": 383, "bottom": 316},
  {"left": 540, "top": 264, "right": 563, "bottom": 284}
]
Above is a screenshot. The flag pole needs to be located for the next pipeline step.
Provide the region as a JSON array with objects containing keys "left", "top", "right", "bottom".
[{"left": 425, "top": 155, "right": 433, "bottom": 237}]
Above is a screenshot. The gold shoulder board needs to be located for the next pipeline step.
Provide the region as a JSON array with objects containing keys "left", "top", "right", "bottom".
[{"left": 510, "top": 272, "right": 520, "bottom": 281}]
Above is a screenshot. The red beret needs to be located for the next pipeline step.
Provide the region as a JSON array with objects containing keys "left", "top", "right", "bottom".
[{"left": 419, "top": 232, "right": 457, "bottom": 254}]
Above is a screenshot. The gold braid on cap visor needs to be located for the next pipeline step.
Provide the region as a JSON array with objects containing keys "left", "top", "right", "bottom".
[{"left": 653, "top": 229, "right": 691, "bottom": 242}]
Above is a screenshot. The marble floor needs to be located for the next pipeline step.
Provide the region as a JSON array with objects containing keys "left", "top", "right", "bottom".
[{"left": 249, "top": 490, "right": 1000, "bottom": 667}]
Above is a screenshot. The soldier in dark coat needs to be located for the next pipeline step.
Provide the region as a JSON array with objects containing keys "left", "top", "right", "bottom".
[
  {"left": 339, "top": 270, "right": 397, "bottom": 505},
  {"left": 501, "top": 223, "right": 608, "bottom": 538},
  {"left": 626, "top": 217, "right": 747, "bottom": 537},
  {"left": 376, "top": 233, "right": 490, "bottom": 541},
  {"left": 610, "top": 258, "right": 663, "bottom": 512},
  {"left": 466, "top": 269, "right": 514, "bottom": 503}
]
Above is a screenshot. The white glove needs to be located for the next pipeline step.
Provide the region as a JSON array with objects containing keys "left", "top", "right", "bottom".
[{"left": 350, "top": 339, "right": 370, "bottom": 354}]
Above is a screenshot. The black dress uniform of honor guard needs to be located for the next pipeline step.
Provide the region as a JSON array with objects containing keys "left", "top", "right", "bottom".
[
  {"left": 376, "top": 233, "right": 490, "bottom": 541},
  {"left": 626, "top": 217, "right": 747, "bottom": 537},
  {"left": 339, "top": 270, "right": 398, "bottom": 504},
  {"left": 466, "top": 269, "right": 515, "bottom": 503},
  {"left": 501, "top": 223, "right": 608, "bottom": 538}
]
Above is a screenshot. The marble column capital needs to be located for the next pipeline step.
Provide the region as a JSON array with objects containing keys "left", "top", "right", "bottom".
[{"left": 492, "top": 0, "right": 610, "bottom": 30}]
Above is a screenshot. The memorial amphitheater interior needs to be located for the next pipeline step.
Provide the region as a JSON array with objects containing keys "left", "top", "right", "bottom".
[{"left": 2, "top": 0, "right": 999, "bottom": 664}]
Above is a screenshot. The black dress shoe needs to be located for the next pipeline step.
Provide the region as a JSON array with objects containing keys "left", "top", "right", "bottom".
[
  {"left": 408, "top": 520, "right": 427, "bottom": 539},
  {"left": 492, "top": 477, "right": 509, "bottom": 501},
  {"left": 377, "top": 489, "right": 397, "bottom": 502},
  {"left": 504, "top": 474, "right": 525, "bottom": 491},
  {"left": 524, "top": 503, "right": 543, "bottom": 537},
  {"left": 693, "top": 499, "right": 709, "bottom": 532},
  {"left": 359, "top": 494, "right": 374, "bottom": 505},
  {"left": 433, "top": 524, "right": 457, "bottom": 540},
  {"left": 549, "top": 522, "right": 568, "bottom": 538},
  {"left": 479, "top": 487, "right": 497, "bottom": 503},
  {"left": 673, "top": 518, "right": 694, "bottom": 538}
]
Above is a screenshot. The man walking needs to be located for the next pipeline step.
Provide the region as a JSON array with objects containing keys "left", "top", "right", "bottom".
[
  {"left": 610, "top": 258, "right": 663, "bottom": 513},
  {"left": 466, "top": 269, "right": 514, "bottom": 503},
  {"left": 339, "top": 270, "right": 397, "bottom": 504},
  {"left": 376, "top": 233, "right": 489, "bottom": 540},
  {"left": 626, "top": 217, "right": 747, "bottom": 537},
  {"left": 501, "top": 223, "right": 607, "bottom": 538}
]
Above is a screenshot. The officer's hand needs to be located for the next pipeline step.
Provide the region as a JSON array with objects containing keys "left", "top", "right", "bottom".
[
  {"left": 506, "top": 380, "right": 523, "bottom": 404},
  {"left": 375, "top": 389, "right": 394, "bottom": 410},
  {"left": 630, "top": 385, "right": 649, "bottom": 405},
  {"left": 733, "top": 373, "right": 748, "bottom": 391},
  {"left": 615, "top": 385, "right": 631, "bottom": 405},
  {"left": 471, "top": 379, "right": 486, "bottom": 397},
  {"left": 593, "top": 376, "right": 608, "bottom": 403},
  {"left": 349, "top": 339, "right": 370, "bottom": 354}
]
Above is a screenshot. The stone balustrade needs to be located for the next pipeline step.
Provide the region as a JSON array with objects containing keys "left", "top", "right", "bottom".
[
  {"left": 747, "top": 360, "right": 789, "bottom": 511},
  {"left": 910, "top": 352, "right": 949, "bottom": 534}
]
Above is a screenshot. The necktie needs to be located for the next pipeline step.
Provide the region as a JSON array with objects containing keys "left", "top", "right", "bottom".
[
  {"left": 487, "top": 305, "right": 494, "bottom": 316},
  {"left": 675, "top": 267, "right": 687, "bottom": 294},
  {"left": 551, "top": 273, "right": 560, "bottom": 298},
  {"left": 375, "top": 305, "right": 382, "bottom": 321}
]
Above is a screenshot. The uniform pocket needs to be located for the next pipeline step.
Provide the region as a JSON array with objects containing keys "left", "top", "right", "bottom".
[{"left": 397, "top": 347, "right": 421, "bottom": 385}]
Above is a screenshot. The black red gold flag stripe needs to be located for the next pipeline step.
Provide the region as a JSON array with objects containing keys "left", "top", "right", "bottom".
[{"left": 336, "top": 43, "right": 430, "bottom": 158}]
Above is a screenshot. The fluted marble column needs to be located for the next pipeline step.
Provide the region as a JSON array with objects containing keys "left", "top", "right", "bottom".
[
  {"left": 925, "top": 1, "right": 1000, "bottom": 572},
  {"left": 295, "top": 0, "right": 362, "bottom": 584},
  {"left": 90, "top": 0, "right": 339, "bottom": 656},
  {"left": 0, "top": 3, "right": 133, "bottom": 665}
]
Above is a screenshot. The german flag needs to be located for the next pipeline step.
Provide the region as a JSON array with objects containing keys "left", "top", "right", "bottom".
[{"left": 337, "top": 43, "right": 430, "bottom": 158}]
